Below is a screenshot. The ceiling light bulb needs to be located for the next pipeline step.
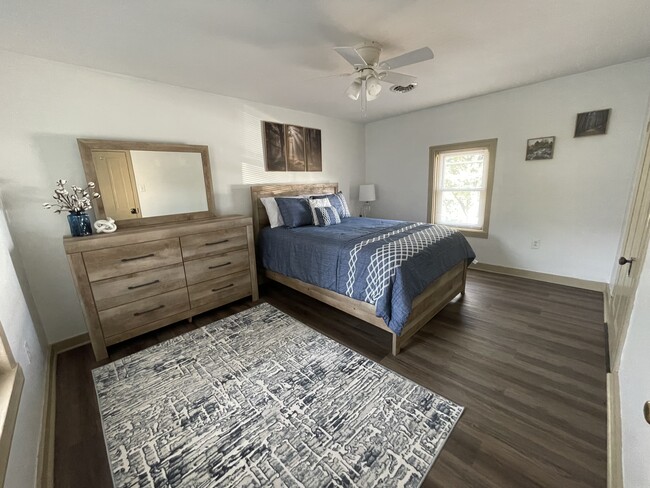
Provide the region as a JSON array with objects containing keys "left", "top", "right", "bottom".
[
  {"left": 366, "top": 76, "right": 382, "bottom": 100},
  {"left": 346, "top": 79, "right": 362, "bottom": 101}
]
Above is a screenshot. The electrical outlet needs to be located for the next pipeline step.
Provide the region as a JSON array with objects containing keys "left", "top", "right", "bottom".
[
  {"left": 531, "top": 239, "right": 541, "bottom": 250},
  {"left": 24, "top": 341, "right": 32, "bottom": 364}
]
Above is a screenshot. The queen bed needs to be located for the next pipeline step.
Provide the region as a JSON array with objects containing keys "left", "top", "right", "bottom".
[{"left": 251, "top": 183, "right": 476, "bottom": 355}]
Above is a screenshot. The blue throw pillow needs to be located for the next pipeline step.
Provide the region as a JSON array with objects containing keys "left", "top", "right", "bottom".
[
  {"left": 314, "top": 206, "right": 341, "bottom": 226},
  {"left": 310, "top": 191, "right": 351, "bottom": 219},
  {"left": 276, "top": 198, "right": 312, "bottom": 228}
]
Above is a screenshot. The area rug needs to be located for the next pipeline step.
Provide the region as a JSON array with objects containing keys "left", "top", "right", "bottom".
[{"left": 93, "top": 302, "right": 463, "bottom": 487}]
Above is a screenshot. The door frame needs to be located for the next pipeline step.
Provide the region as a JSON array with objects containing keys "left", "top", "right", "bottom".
[
  {"left": 606, "top": 101, "right": 650, "bottom": 488},
  {"left": 608, "top": 117, "right": 650, "bottom": 372}
]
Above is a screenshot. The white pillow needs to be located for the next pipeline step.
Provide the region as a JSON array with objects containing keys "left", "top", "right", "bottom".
[
  {"left": 260, "top": 196, "right": 302, "bottom": 228},
  {"left": 308, "top": 198, "right": 332, "bottom": 225},
  {"left": 260, "top": 197, "right": 283, "bottom": 228}
]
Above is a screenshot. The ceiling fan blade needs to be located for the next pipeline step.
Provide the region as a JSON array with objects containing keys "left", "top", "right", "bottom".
[
  {"left": 334, "top": 47, "right": 367, "bottom": 67},
  {"left": 380, "top": 71, "right": 417, "bottom": 86},
  {"left": 306, "top": 72, "right": 353, "bottom": 82},
  {"left": 379, "top": 47, "right": 434, "bottom": 70}
]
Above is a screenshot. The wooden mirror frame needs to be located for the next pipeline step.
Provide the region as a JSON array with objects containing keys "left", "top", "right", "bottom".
[{"left": 77, "top": 139, "right": 215, "bottom": 228}]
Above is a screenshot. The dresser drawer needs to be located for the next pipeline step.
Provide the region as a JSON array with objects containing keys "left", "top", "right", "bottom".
[
  {"left": 180, "top": 227, "right": 248, "bottom": 261},
  {"left": 91, "top": 263, "right": 187, "bottom": 311},
  {"left": 184, "top": 249, "right": 250, "bottom": 285},
  {"left": 188, "top": 270, "right": 251, "bottom": 309},
  {"left": 83, "top": 238, "right": 182, "bottom": 282},
  {"left": 99, "top": 288, "right": 190, "bottom": 338}
]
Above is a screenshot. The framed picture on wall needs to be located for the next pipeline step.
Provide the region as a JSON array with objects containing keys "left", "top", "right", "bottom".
[
  {"left": 305, "top": 128, "right": 322, "bottom": 171},
  {"left": 262, "top": 122, "right": 287, "bottom": 171},
  {"left": 285, "top": 125, "right": 307, "bottom": 171},
  {"left": 574, "top": 109, "right": 610, "bottom": 137},
  {"left": 525, "top": 136, "right": 555, "bottom": 160},
  {"left": 262, "top": 121, "right": 322, "bottom": 172}
]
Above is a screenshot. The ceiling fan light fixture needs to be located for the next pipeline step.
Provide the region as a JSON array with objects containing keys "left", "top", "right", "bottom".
[
  {"left": 366, "top": 76, "right": 382, "bottom": 99},
  {"left": 335, "top": 42, "right": 433, "bottom": 111},
  {"left": 346, "top": 79, "right": 362, "bottom": 100}
]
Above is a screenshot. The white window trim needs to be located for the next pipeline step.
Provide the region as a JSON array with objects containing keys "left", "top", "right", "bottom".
[
  {"left": 0, "top": 320, "right": 24, "bottom": 486},
  {"left": 428, "top": 138, "right": 497, "bottom": 239}
]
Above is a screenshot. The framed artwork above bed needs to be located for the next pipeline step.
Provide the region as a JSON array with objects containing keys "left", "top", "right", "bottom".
[{"left": 262, "top": 121, "right": 322, "bottom": 172}]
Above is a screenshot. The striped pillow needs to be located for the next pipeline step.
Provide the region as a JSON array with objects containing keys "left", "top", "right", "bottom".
[
  {"left": 314, "top": 206, "right": 341, "bottom": 226},
  {"left": 330, "top": 191, "right": 351, "bottom": 218},
  {"left": 310, "top": 191, "right": 351, "bottom": 219}
]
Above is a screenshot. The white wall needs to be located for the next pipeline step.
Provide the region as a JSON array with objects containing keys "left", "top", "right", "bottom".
[
  {"left": 0, "top": 190, "right": 48, "bottom": 488},
  {"left": 620, "top": 243, "right": 650, "bottom": 487},
  {"left": 0, "top": 50, "right": 366, "bottom": 343},
  {"left": 365, "top": 59, "right": 650, "bottom": 283},
  {"left": 130, "top": 150, "right": 208, "bottom": 217}
]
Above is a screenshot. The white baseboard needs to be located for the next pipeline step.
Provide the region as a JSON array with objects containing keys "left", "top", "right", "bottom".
[
  {"left": 51, "top": 332, "right": 90, "bottom": 355},
  {"left": 470, "top": 262, "right": 607, "bottom": 292}
]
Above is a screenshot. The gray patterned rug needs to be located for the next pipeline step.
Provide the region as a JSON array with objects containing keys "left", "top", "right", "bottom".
[{"left": 93, "top": 303, "right": 463, "bottom": 487}]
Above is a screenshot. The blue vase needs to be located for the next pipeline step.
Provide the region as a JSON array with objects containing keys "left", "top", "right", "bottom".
[{"left": 67, "top": 212, "right": 93, "bottom": 237}]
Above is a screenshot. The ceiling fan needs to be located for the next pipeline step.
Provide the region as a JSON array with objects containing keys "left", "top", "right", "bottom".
[{"left": 334, "top": 41, "right": 434, "bottom": 111}]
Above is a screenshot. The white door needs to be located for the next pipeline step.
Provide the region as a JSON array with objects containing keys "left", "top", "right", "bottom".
[{"left": 608, "top": 124, "right": 650, "bottom": 371}]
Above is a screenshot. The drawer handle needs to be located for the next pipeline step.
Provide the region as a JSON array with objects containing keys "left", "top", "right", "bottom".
[
  {"left": 205, "top": 239, "right": 229, "bottom": 246},
  {"left": 133, "top": 304, "right": 164, "bottom": 316},
  {"left": 208, "top": 262, "right": 231, "bottom": 269},
  {"left": 121, "top": 253, "right": 155, "bottom": 262},
  {"left": 127, "top": 279, "right": 160, "bottom": 290},
  {"left": 212, "top": 284, "right": 234, "bottom": 292}
]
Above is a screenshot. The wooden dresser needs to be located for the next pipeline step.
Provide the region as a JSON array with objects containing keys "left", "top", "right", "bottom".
[{"left": 64, "top": 216, "right": 258, "bottom": 360}]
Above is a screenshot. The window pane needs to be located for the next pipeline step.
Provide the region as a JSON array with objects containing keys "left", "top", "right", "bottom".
[
  {"left": 441, "top": 151, "right": 486, "bottom": 190},
  {"left": 438, "top": 190, "right": 482, "bottom": 227}
]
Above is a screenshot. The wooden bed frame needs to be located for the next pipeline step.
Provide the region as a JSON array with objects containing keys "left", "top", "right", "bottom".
[{"left": 250, "top": 183, "right": 467, "bottom": 355}]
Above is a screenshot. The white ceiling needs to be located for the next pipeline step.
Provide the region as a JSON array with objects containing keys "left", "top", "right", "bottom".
[{"left": 2, "top": 0, "right": 650, "bottom": 123}]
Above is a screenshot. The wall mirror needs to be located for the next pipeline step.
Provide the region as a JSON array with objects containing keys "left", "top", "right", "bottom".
[{"left": 77, "top": 139, "right": 215, "bottom": 227}]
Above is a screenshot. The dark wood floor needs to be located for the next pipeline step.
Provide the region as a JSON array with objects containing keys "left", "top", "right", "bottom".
[{"left": 54, "top": 270, "right": 607, "bottom": 488}]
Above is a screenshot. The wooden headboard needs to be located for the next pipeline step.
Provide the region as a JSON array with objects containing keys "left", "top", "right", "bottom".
[{"left": 250, "top": 183, "right": 338, "bottom": 240}]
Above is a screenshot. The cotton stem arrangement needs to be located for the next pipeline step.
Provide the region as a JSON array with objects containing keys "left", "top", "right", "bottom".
[{"left": 42, "top": 179, "right": 101, "bottom": 214}]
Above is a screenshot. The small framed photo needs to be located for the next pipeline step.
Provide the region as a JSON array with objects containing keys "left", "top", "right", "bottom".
[
  {"left": 574, "top": 109, "right": 610, "bottom": 137},
  {"left": 526, "top": 136, "right": 555, "bottom": 160}
]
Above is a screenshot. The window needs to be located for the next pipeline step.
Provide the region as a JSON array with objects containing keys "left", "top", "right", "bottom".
[{"left": 428, "top": 139, "right": 497, "bottom": 238}]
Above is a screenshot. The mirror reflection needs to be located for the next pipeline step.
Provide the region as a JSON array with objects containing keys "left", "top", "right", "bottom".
[
  {"left": 79, "top": 139, "right": 215, "bottom": 227},
  {"left": 90, "top": 149, "right": 209, "bottom": 220}
]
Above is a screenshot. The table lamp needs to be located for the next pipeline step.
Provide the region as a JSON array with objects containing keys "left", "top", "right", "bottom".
[{"left": 359, "top": 184, "right": 376, "bottom": 217}]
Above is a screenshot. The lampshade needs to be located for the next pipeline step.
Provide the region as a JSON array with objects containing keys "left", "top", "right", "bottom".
[
  {"left": 359, "top": 184, "right": 376, "bottom": 202},
  {"left": 346, "top": 79, "right": 362, "bottom": 101}
]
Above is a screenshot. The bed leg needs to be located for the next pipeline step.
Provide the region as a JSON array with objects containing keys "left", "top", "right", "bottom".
[
  {"left": 392, "top": 334, "right": 401, "bottom": 356},
  {"left": 460, "top": 264, "right": 468, "bottom": 296}
]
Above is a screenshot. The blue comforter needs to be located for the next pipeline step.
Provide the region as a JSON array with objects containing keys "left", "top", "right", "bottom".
[{"left": 259, "top": 218, "right": 476, "bottom": 335}]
